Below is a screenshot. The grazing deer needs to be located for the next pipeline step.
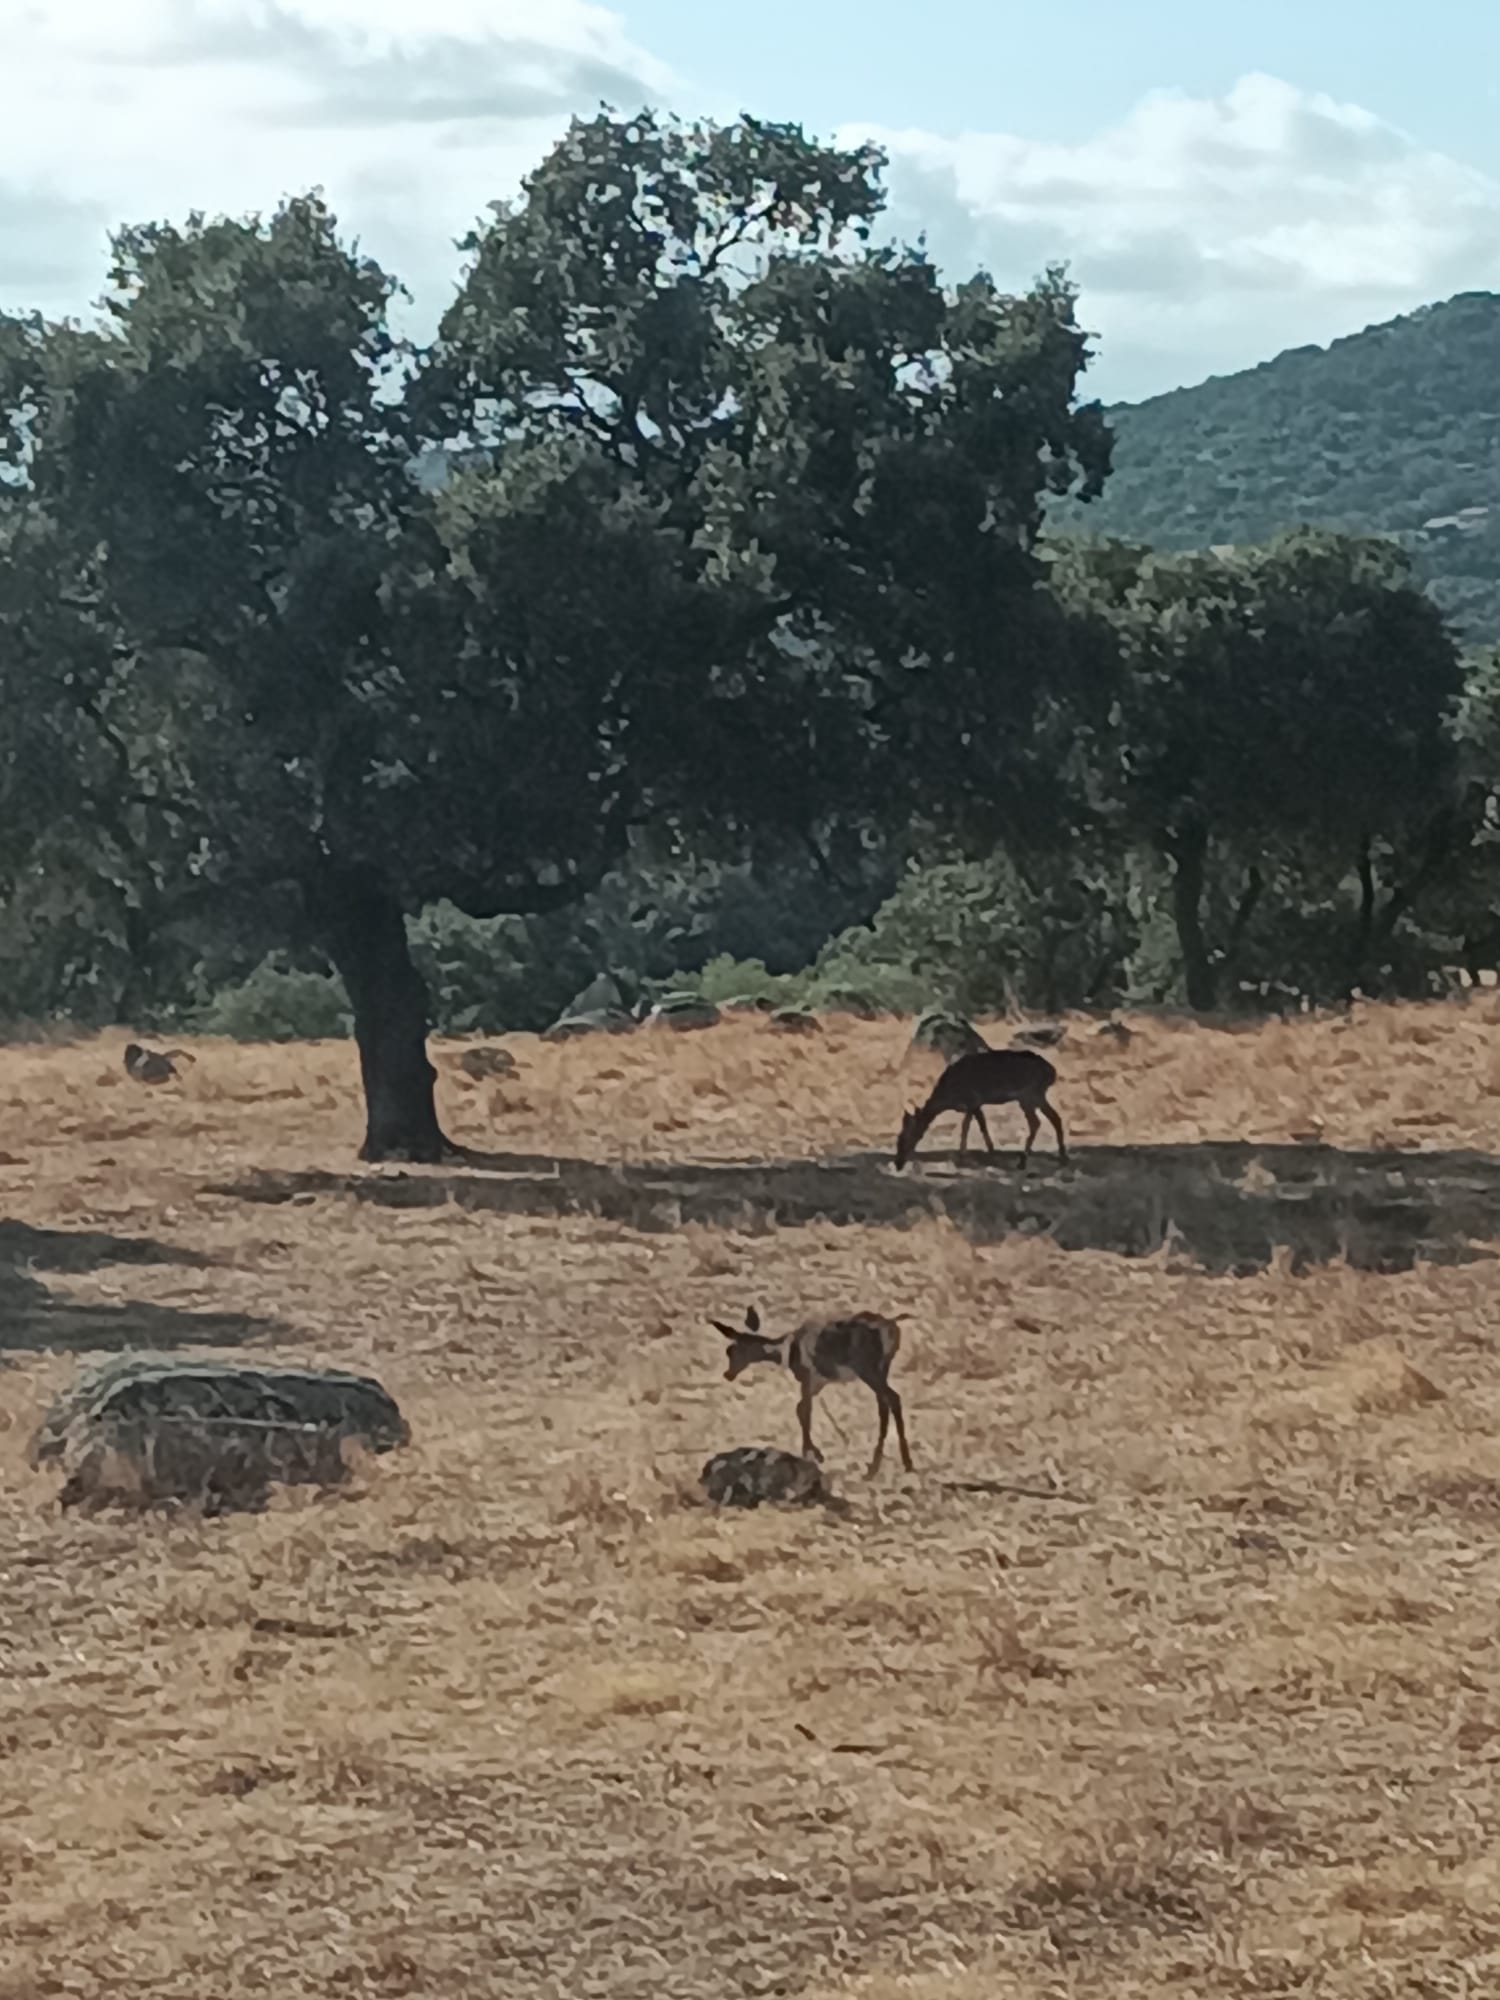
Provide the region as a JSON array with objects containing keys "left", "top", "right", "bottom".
[
  {"left": 894, "top": 1046, "right": 1067, "bottom": 1171},
  {"left": 122, "top": 1043, "right": 193, "bottom": 1085},
  {"left": 710, "top": 1305, "right": 914, "bottom": 1477}
]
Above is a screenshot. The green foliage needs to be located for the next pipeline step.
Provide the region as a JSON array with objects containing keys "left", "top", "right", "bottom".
[
  {"left": 194, "top": 959, "right": 351, "bottom": 1041},
  {"left": 1, "top": 116, "right": 1112, "bottom": 1155},
  {"left": 1053, "top": 291, "right": 1500, "bottom": 640},
  {"left": 1050, "top": 527, "right": 1465, "bottom": 1007},
  {"left": 693, "top": 955, "right": 803, "bottom": 1008},
  {"left": 813, "top": 853, "right": 1139, "bottom": 1016},
  {"left": 5, "top": 115, "right": 1499, "bottom": 1070}
]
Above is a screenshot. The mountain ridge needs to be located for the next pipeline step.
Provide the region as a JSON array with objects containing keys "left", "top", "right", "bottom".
[{"left": 1059, "top": 289, "right": 1500, "bottom": 640}]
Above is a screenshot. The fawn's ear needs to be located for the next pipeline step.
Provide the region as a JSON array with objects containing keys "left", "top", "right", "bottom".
[
  {"left": 708, "top": 1319, "right": 742, "bottom": 1341},
  {"left": 745, "top": 1304, "right": 761, "bottom": 1333}
]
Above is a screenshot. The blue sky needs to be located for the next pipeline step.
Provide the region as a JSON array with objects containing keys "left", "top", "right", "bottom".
[
  {"left": 4, "top": 2, "right": 1498, "bottom": 402},
  {"left": 634, "top": 0, "right": 1500, "bottom": 167},
  {"left": 636, "top": 0, "right": 1500, "bottom": 158}
]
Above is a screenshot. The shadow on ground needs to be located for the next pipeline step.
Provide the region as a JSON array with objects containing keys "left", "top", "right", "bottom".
[
  {"left": 0, "top": 1219, "right": 278, "bottom": 1356},
  {"left": 213, "top": 1140, "right": 1500, "bottom": 1275}
]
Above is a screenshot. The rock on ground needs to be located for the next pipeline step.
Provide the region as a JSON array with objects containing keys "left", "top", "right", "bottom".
[
  {"left": 911, "top": 1010, "right": 988, "bottom": 1060},
  {"left": 30, "top": 1355, "right": 410, "bottom": 1514},
  {"left": 700, "top": 1446, "right": 827, "bottom": 1508},
  {"left": 542, "top": 1007, "right": 638, "bottom": 1041},
  {"left": 456, "top": 1045, "right": 519, "bottom": 1079},
  {"left": 647, "top": 994, "right": 722, "bottom": 1031},
  {"left": 768, "top": 1007, "right": 822, "bottom": 1035}
]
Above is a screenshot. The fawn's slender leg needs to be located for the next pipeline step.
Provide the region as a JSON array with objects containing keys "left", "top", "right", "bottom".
[
  {"left": 958, "top": 1111, "right": 973, "bottom": 1161},
  {"left": 797, "top": 1378, "right": 822, "bottom": 1462},
  {"left": 867, "top": 1385, "right": 890, "bottom": 1477},
  {"left": 886, "top": 1384, "right": 914, "bottom": 1472},
  {"left": 973, "top": 1106, "right": 997, "bottom": 1159},
  {"left": 1041, "top": 1097, "right": 1069, "bottom": 1165}
]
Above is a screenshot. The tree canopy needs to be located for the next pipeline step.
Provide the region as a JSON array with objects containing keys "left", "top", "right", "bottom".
[
  {"left": 0, "top": 110, "right": 1111, "bottom": 1158},
  {"left": 1048, "top": 528, "right": 1467, "bottom": 1007}
]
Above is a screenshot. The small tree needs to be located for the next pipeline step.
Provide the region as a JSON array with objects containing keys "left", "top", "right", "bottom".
[{"left": 1051, "top": 528, "right": 1465, "bottom": 1007}]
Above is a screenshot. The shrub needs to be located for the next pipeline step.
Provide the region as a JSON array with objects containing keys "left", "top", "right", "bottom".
[
  {"left": 691, "top": 954, "right": 805, "bottom": 1008},
  {"left": 193, "top": 959, "right": 352, "bottom": 1041},
  {"left": 810, "top": 854, "right": 1138, "bottom": 1017}
]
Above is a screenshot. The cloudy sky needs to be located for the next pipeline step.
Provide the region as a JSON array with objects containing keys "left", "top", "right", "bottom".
[{"left": 5, "top": 0, "right": 1498, "bottom": 403}]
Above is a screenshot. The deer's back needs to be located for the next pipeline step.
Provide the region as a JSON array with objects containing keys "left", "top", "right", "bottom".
[
  {"left": 936, "top": 1046, "right": 1055, "bottom": 1108},
  {"left": 792, "top": 1312, "right": 900, "bottom": 1384}
]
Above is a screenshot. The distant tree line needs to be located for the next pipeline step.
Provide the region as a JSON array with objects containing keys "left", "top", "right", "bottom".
[{"left": 4, "top": 110, "right": 1500, "bottom": 1161}]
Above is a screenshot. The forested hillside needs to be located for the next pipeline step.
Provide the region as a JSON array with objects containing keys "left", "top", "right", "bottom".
[{"left": 1061, "top": 291, "right": 1500, "bottom": 639}]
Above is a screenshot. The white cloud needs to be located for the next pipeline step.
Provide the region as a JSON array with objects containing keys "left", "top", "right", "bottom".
[
  {"left": 2, "top": 34, "right": 1496, "bottom": 404},
  {"left": 844, "top": 74, "right": 1500, "bottom": 400},
  {"left": 0, "top": 0, "right": 674, "bottom": 326}
]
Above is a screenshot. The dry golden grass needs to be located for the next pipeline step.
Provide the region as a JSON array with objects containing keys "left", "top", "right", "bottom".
[{"left": 4, "top": 1003, "right": 1500, "bottom": 1996}]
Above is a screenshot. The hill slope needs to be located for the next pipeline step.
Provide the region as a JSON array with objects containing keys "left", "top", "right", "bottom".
[{"left": 1060, "top": 290, "right": 1500, "bottom": 640}]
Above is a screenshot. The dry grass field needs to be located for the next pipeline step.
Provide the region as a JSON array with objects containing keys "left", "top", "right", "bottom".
[{"left": 5, "top": 1002, "right": 1500, "bottom": 1997}]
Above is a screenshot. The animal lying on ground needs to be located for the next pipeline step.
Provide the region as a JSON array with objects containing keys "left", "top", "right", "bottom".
[
  {"left": 710, "top": 1304, "right": 913, "bottom": 1477},
  {"left": 122, "top": 1043, "right": 193, "bottom": 1085},
  {"left": 894, "top": 1046, "right": 1067, "bottom": 1171}
]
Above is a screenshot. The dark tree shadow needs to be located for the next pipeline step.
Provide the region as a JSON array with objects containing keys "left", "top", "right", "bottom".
[
  {"left": 0, "top": 1219, "right": 281, "bottom": 1357},
  {"left": 212, "top": 1139, "right": 1500, "bottom": 1275}
]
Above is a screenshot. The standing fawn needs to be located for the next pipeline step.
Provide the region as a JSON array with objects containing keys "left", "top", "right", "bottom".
[
  {"left": 894, "top": 1046, "right": 1068, "bottom": 1171},
  {"left": 710, "top": 1305, "right": 914, "bottom": 1477}
]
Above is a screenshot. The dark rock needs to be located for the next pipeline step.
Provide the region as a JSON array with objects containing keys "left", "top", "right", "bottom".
[
  {"left": 1014, "top": 1024, "right": 1067, "bottom": 1050},
  {"left": 542, "top": 1008, "right": 638, "bottom": 1041},
  {"left": 31, "top": 1355, "right": 410, "bottom": 1514},
  {"left": 456, "top": 1045, "right": 519, "bottom": 1079},
  {"left": 814, "top": 988, "right": 883, "bottom": 1020},
  {"left": 648, "top": 994, "right": 722, "bottom": 1031},
  {"left": 911, "top": 1010, "right": 988, "bottom": 1060},
  {"left": 768, "top": 1008, "right": 822, "bottom": 1036},
  {"left": 700, "top": 1445, "right": 827, "bottom": 1508}
]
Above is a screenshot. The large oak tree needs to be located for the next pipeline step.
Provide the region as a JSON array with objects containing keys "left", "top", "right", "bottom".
[{"left": 0, "top": 111, "right": 1110, "bottom": 1158}]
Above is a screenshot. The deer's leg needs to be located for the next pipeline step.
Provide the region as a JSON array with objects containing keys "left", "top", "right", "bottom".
[
  {"left": 868, "top": 1384, "right": 890, "bottom": 1478},
  {"left": 886, "top": 1384, "right": 914, "bottom": 1472},
  {"left": 797, "top": 1379, "right": 822, "bottom": 1462},
  {"left": 973, "top": 1107, "right": 997, "bottom": 1159},
  {"left": 957, "top": 1111, "right": 972, "bottom": 1161},
  {"left": 1041, "top": 1096, "right": 1069, "bottom": 1166},
  {"left": 1019, "top": 1101, "right": 1040, "bottom": 1169}
]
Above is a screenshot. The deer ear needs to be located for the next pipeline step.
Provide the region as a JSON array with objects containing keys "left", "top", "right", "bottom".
[
  {"left": 745, "top": 1304, "right": 761, "bottom": 1333},
  {"left": 708, "top": 1319, "right": 741, "bottom": 1341}
]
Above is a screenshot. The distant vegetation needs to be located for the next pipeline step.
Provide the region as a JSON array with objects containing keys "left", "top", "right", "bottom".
[{"left": 1055, "top": 291, "right": 1500, "bottom": 640}]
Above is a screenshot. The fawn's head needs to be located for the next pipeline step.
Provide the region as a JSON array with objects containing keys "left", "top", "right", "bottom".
[
  {"left": 709, "top": 1304, "right": 784, "bottom": 1380},
  {"left": 894, "top": 1106, "right": 923, "bottom": 1170}
]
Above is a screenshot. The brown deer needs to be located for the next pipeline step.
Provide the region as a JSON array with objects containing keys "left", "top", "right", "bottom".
[
  {"left": 894, "top": 1046, "right": 1067, "bottom": 1171},
  {"left": 710, "top": 1305, "right": 914, "bottom": 1477},
  {"left": 122, "top": 1043, "right": 194, "bottom": 1085}
]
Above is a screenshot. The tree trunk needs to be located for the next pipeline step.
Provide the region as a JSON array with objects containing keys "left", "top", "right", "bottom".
[
  {"left": 308, "top": 863, "right": 448, "bottom": 1163},
  {"left": 114, "top": 902, "right": 157, "bottom": 1025},
  {"left": 1167, "top": 822, "right": 1217, "bottom": 1012},
  {"left": 1349, "top": 831, "right": 1377, "bottom": 994},
  {"left": 1220, "top": 863, "right": 1264, "bottom": 993}
]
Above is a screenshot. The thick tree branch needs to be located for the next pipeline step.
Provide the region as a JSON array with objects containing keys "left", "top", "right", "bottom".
[{"left": 442, "top": 791, "right": 639, "bottom": 921}]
